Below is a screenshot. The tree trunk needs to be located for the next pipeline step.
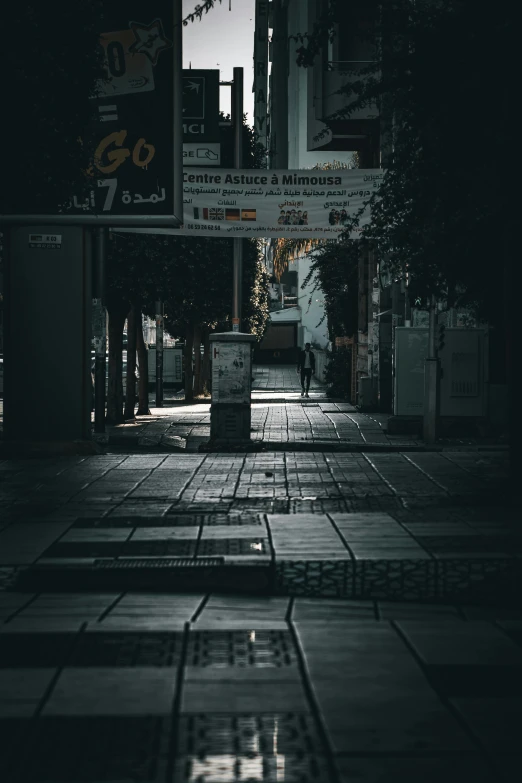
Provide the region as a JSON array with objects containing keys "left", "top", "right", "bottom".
[
  {"left": 124, "top": 304, "right": 138, "bottom": 420},
  {"left": 202, "top": 328, "right": 211, "bottom": 395},
  {"left": 193, "top": 323, "right": 203, "bottom": 397},
  {"left": 136, "top": 307, "right": 151, "bottom": 416},
  {"left": 106, "top": 305, "right": 126, "bottom": 424},
  {"left": 184, "top": 322, "right": 195, "bottom": 403}
]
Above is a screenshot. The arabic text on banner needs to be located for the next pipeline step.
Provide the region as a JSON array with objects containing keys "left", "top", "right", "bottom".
[{"left": 180, "top": 168, "right": 383, "bottom": 238}]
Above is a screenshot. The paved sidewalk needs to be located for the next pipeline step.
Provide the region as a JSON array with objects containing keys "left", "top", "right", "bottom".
[
  {"left": 0, "top": 365, "right": 519, "bottom": 781},
  {"left": 1, "top": 592, "right": 521, "bottom": 781},
  {"left": 0, "top": 450, "right": 518, "bottom": 602},
  {"left": 79, "top": 366, "right": 509, "bottom": 452}
]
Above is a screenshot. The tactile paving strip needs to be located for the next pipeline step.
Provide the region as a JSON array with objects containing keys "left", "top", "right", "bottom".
[
  {"left": 13, "top": 716, "right": 170, "bottom": 781},
  {"left": 68, "top": 632, "right": 184, "bottom": 667},
  {"left": 0, "top": 633, "right": 77, "bottom": 668},
  {"left": 177, "top": 713, "right": 325, "bottom": 755},
  {"left": 197, "top": 539, "right": 268, "bottom": 556},
  {"left": 174, "top": 751, "right": 332, "bottom": 782},
  {"left": 186, "top": 631, "right": 296, "bottom": 667}
]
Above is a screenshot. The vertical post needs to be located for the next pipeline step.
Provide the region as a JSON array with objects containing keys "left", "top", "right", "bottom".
[
  {"left": 423, "top": 294, "right": 440, "bottom": 443},
  {"left": 173, "top": 0, "right": 183, "bottom": 223},
  {"left": 155, "top": 300, "right": 164, "bottom": 407},
  {"left": 93, "top": 227, "right": 107, "bottom": 433},
  {"left": 232, "top": 66, "right": 244, "bottom": 332}
]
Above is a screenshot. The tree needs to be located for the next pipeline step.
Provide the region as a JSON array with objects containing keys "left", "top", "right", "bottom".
[{"left": 291, "top": 1, "right": 511, "bottom": 321}]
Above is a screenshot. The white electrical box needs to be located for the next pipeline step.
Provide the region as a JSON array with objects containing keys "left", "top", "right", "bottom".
[
  {"left": 394, "top": 328, "right": 488, "bottom": 417},
  {"left": 148, "top": 347, "right": 183, "bottom": 385}
]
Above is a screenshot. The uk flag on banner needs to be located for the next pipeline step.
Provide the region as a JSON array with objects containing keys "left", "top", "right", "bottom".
[{"left": 203, "top": 207, "right": 225, "bottom": 221}]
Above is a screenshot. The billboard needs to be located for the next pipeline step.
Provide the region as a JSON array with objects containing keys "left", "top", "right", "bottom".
[
  {"left": 182, "top": 70, "right": 220, "bottom": 142},
  {"left": 70, "top": 1, "right": 175, "bottom": 217},
  {"left": 181, "top": 168, "right": 383, "bottom": 237}
]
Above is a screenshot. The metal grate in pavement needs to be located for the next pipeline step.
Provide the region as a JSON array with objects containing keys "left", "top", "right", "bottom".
[
  {"left": 0, "top": 633, "right": 77, "bottom": 668},
  {"left": 186, "top": 631, "right": 296, "bottom": 668},
  {"left": 68, "top": 632, "right": 183, "bottom": 667},
  {"left": 13, "top": 716, "right": 170, "bottom": 781},
  {"left": 197, "top": 539, "right": 268, "bottom": 556},
  {"left": 94, "top": 557, "right": 225, "bottom": 568}
]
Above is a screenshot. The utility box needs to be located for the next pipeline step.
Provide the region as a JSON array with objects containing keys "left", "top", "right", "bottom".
[
  {"left": 4, "top": 225, "right": 92, "bottom": 443},
  {"left": 210, "top": 332, "right": 256, "bottom": 444},
  {"left": 148, "top": 347, "right": 183, "bottom": 386},
  {"left": 394, "top": 327, "right": 488, "bottom": 417}
]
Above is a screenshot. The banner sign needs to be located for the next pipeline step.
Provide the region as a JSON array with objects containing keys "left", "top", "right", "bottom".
[
  {"left": 181, "top": 168, "right": 383, "bottom": 237},
  {"left": 70, "top": 1, "right": 174, "bottom": 217}
]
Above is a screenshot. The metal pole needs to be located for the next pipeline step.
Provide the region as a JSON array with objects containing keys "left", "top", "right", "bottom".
[
  {"left": 155, "top": 300, "right": 164, "bottom": 407},
  {"left": 232, "top": 66, "right": 244, "bottom": 332},
  {"left": 93, "top": 227, "right": 107, "bottom": 433},
  {"left": 423, "top": 294, "right": 440, "bottom": 443},
  {"left": 173, "top": 0, "right": 183, "bottom": 223}
]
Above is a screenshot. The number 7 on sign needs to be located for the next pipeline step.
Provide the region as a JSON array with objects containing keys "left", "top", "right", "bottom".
[{"left": 97, "top": 178, "right": 117, "bottom": 211}]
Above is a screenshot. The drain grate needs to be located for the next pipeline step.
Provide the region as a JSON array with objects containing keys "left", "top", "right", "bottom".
[
  {"left": 177, "top": 713, "right": 325, "bottom": 755},
  {"left": 68, "top": 632, "right": 183, "bottom": 667},
  {"left": 197, "top": 539, "right": 268, "bottom": 556},
  {"left": 94, "top": 557, "right": 225, "bottom": 568},
  {"left": 186, "top": 631, "right": 296, "bottom": 667},
  {"left": 14, "top": 716, "right": 170, "bottom": 781},
  {"left": 0, "top": 633, "right": 77, "bottom": 668}
]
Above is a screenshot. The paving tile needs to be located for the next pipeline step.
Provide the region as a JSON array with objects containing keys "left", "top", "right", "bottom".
[
  {"left": 0, "top": 522, "right": 73, "bottom": 564},
  {"left": 0, "top": 592, "right": 35, "bottom": 620},
  {"left": 17, "top": 594, "right": 119, "bottom": 620},
  {"left": 293, "top": 598, "right": 377, "bottom": 622},
  {"left": 377, "top": 601, "right": 461, "bottom": 620},
  {"left": 1, "top": 617, "right": 86, "bottom": 632},
  {"left": 0, "top": 669, "right": 56, "bottom": 716},
  {"left": 397, "top": 621, "right": 522, "bottom": 665},
  {"left": 43, "top": 667, "right": 177, "bottom": 716},
  {"left": 181, "top": 680, "right": 308, "bottom": 713},
  {"left": 200, "top": 595, "right": 290, "bottom": 621},
  {"left": 129, "top": 526, "right": 200, "bottom": 540}
]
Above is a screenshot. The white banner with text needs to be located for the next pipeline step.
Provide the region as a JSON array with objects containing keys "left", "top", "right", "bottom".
[{"left": 181, "top": 168, "right": 383, "bottom": 237}]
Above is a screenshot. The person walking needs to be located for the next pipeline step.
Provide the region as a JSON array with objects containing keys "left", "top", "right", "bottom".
[{"left": 297, "top": 342, "right": 315, "bottom": 397}]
